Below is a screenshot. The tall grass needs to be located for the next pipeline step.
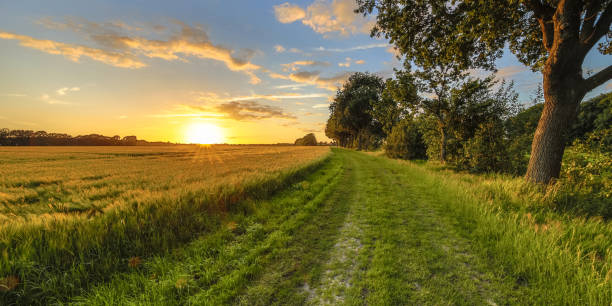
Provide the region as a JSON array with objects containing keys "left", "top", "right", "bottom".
[
  {"left": 398, "top": 159, "right": 612, "bottom": 304},
  {"left": 0, "top": 146, "right": 330, "bottom": 304}
]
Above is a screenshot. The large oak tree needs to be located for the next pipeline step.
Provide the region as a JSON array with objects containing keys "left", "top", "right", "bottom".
[{"left": 357, "top": 0, "right": 612, "bottom": 184}]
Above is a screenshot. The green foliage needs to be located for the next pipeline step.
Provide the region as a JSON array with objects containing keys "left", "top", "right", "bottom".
[
  {"left": 462, "top": 120, "right": 510, "bottom": 173},
  {"left": 356, "top": 1, "right": 609, "bottom": 73},
  {"left": 569, "top": 92, "right": 612, "bottom": 144},
  {"left": 294, "top": 133, "right": 317, "bottom": 146},
  {"left": 384, "top": 118, "right": 426, "bottom": 160},
  {"left": 552, "top": 134, "right": 612, "bottom": 218},
  {"left": 325, "top": 72, "right": 386, "bottom": 149}
]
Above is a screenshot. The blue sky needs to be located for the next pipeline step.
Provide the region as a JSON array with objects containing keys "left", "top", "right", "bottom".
[{"left": 0, "top": 0, "right": 610, "bottom": 143}]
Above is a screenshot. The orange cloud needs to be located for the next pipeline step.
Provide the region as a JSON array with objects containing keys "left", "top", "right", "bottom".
[
  {"left": 274, "top": 0, "right": 374, "bottom": 37},
  {"left": 270, "top": 70, "right": 350, "bottom": 91},
  {"left": 0, "top": 31, "right": 146, "bottom": 68},
  {"left": 274, "top": 3, "right": 307, "bottom": 23},
  {"left": 1, "top": 20, "right": 262, "bottom": 84}
]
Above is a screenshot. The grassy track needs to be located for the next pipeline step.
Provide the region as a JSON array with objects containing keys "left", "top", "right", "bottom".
[{"left": 5, "top": 148, "right": 612, "bottom": 304}]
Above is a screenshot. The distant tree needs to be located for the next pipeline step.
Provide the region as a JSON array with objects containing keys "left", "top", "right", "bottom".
[
  {"left": 122, "top": 136, "right": 138, "bottom": 146},
  {"left": 325, "top": 72, "right": 386, "bottom": 150},
  {"left": 294, "top": 133, "right": 318, "bottom": 146},
  {"left": 357, "top": 0, "right": 612, "bottom": 183}
]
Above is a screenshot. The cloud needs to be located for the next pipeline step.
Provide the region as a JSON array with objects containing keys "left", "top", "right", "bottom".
[
  {"left": 316, "top": 43, "right": 388, "bottom": 52},
  {"left": 114, "top": 21, "right": 262, "bottom": 83},
  {"left": 495, "top": 65, "right": 528, "bottom": 79},
  {"left": 41, "top": 93, "right": 71, "bottom": 105},
  {"left": 0, "top": 93, "right": 27, "bottom": 97},
  {"left": 355, "top": 59, "right": 365, "bottom": 64},
  {"left": 0, "top": 31, "right": 146, "bottom": 68},
  {"left": 56, "top": 87, "right": 80, "bottom": 96},
  {"left": 194, "top": 91, "right": 327, "bottom": 103},
  {"left": 338, "top": 57, "right": 351, "bottom": 67},
  {"left": 2, "top": 19, "right": 262, "bottom": 83},
  {"left": 184, "top": 102, "right": 296, "bottom": 121},
  {"left": 313, "top": 103, "right": 329, "bottom": 108},
  {"left": 274, "top": 45, "right": 286, "bottom": 53},
  {"left": 270, "top": 70, "right": 350, "bottom": 91},
  {"left": 274, "top": 3, "right": 307, "bottom": 24},
  {"left": 275, "top": 83, "right": 310, "bottom": 89},
  {"left": 281, "top": 60, "right": 330, "bottom": 71},
  {"left": 607, "top": 82, "right": 612, "bottom": 90},
  {"left": 275, "top": 0, "right": 375, "bottom": 37}
]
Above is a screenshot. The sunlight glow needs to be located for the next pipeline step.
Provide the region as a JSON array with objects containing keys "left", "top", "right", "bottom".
[{"left": 185, "top": 122, "right": 225, "bottom": 144}]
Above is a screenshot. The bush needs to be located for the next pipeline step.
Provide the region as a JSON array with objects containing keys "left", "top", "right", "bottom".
[
  {"left": 462, "top": 120, "right": 511, "bottom": 173},
  {"left": 385, "top": 119, "right": 426, "bottom": 160},
  {"left": 552, "top": 136, "right": 612, "bottom": 218},
  {"left": 295, "top": 133, "right": 317, "bottom": 146}
]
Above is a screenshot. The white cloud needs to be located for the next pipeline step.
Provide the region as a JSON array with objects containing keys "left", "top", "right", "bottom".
[
  {"left": 0, "top": 93, "right": 27, "bottom": 97},
  {"left": 281, "top": 60, "right": 330, "bottom": 72},
  {"left": 274, "top": 0, "right": 375, "bottom": 37},
  {"left": 274, "top": 3, "right": 307, "bottom": 23},
  {"left": 495, "top": 65, "right": 528, "bottom": 79},
  {"left": 313, "top": 103, "right": 329, "bottom": 108},
  {"left": 355, "top": 59, "right": 365, "bottom": 65},
  {"left": 316, "top": 43, "right": 388, "bottom": 52},
  {"left": 56, "top": 86, "right": 80, "bottom": 96},
  {"left": 270, "top": 70, "right": 350, "bottom": 91},
  {"left": 274, "top": 45, "right": 286, "bottom": 53},
  {"left": 338, "top": 57, "right": 351, "bottom": 67}
]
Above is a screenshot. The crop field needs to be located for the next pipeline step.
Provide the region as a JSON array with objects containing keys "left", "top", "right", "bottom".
[
  {"left": 0, "top": 145, "right": 329, "bottom": 221},
  {"left": 0, "top": 145, "right": 330, "bottom": 303}
]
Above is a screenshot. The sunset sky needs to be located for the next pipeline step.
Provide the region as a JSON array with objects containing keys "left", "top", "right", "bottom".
[{"left": 1, "top": 0, "right": 610, "bottom": 144}]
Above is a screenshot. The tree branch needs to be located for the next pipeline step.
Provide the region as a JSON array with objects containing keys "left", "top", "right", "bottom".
[
  {"left": 580, "top": 0, "right": 602, "bottom": 42},
  {"left": 583, "top": 2, "right": 612, "bottom": 49},
  {"left": 524, "top": 0, "right": 555, "bottom": 18},
  {"left": 584, "top": 65, "right": 612, "bottom": 92},
  {"left": 525, "top": 0, "right": 556, "bottom": 51}
]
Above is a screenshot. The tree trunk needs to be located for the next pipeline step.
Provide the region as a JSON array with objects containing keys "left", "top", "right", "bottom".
[
  {"left": 525, "top": 66, "right": 585, "bottom": 184},
  {"left": 439, "top": 124, "right": 447, "bottom": 162}
]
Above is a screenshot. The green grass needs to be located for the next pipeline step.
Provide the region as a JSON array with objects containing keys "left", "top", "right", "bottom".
[
  {"left": 2, "top": 148, "right": 611, "bottom": 304},
  {"left": 0, "top": 146, "right": 330, "bottom": 304}
]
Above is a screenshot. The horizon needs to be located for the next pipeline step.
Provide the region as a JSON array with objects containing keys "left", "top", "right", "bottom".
[{"left": 1, "top": 0, "right": 610, "bottom": 144}]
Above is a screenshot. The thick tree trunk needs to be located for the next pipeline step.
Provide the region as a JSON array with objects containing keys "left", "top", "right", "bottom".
[{"left": 525, "top": 67, "right": 585, "bottom": 184}]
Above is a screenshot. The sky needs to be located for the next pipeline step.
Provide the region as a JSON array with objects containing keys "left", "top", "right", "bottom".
[{"left": 0, "top": 0, "right": 610, "bottom": 144}]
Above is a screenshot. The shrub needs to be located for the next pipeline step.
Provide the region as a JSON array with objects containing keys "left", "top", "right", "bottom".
[
  {"left": 552, "top": 135, "right": 612, "bottom": 218},
  {"left": 385, "top": 119, "right": 426, "bottom": 160},
  {"left": 462, "top": 120, "right": 511, "bottom": 173}
]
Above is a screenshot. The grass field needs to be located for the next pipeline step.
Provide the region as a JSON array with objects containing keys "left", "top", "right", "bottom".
[
  {"left": 1, "top": 147, "right": 611, "bottom": 305},
  {"left": 0, "top": 145, "right": 330, "bottom": 304}
]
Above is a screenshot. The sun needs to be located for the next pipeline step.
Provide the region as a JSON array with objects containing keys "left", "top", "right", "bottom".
[{"left": 185, "top": 123, "right": 225, "bottom": 144}]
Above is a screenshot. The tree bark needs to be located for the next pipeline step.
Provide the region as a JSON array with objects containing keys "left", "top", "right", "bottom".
[
  {"left": 439, "top": 124, "right": 447, "bottom": 162},
  {"left": 525, "top": 64, "right": 585, "bottom": 184}
]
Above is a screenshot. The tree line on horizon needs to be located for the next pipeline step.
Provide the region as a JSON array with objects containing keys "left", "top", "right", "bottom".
[{"left": 0, "top": 129, "right": 173, "bottom": 146}]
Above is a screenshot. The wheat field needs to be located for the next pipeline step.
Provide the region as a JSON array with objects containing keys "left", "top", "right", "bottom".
[{"left": 0, "top": 145, "right": 330, "bottom": 303}]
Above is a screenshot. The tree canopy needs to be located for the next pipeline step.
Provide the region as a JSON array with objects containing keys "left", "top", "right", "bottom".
[{"left": 357, "top": 0, "right": 612, "bottom": 183}]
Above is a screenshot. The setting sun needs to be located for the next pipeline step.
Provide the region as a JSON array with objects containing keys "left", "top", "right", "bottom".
[{"left": 185, "top": 123, "right": 225, "bottom": 144}]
